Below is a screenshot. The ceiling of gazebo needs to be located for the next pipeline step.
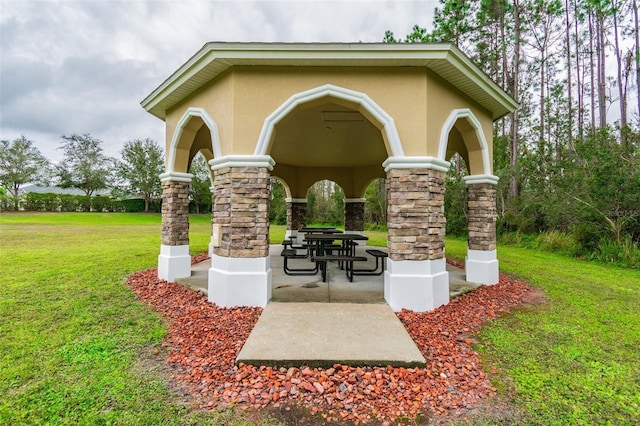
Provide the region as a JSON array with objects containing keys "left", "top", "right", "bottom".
[{"left": 269, "top": 102, "right": 386, "bottom": 168}]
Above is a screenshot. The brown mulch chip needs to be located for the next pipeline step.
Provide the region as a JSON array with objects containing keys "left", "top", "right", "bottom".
[{"left": 126, "top": 255, "right": 537, "bottom": 425}]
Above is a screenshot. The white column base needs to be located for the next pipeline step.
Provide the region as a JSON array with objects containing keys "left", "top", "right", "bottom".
[
  {"left": 465, "top": 249, "right": 499, "bottom": 285},
  {"left": 345, "top": 230, "right": 366, "bottom": 236},
  {"left": 285, "top": 229, "right": 298, "bottom": 242},
  {"left": 296, "top": 231, "right": 306, "bottom": 245},
  {"left": 158, "top": 244, "right": 192, "bottom": 282},
  {"left": 384, "top": 258, "right": 449, "bottom": 312},
  {"left": 208, "top": 254, "right": 272, "bottom": 308}
]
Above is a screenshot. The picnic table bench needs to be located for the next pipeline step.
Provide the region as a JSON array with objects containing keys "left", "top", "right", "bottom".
[
  {"left": 311, "top": 254, "right": 367, "bottom": 282},
  {"left": 281, "top": 248, "right": 319, "bottom": 275},
  {"left": 352, "top": 249, "right": 388, "bottom": 276}
]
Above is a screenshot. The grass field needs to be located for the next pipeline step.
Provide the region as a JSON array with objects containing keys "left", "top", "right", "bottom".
[{"left": 1, "top": 212, "right": 638, "bottom": 425}]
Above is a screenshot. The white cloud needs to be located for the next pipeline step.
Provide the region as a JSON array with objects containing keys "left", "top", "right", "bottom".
[{"left": 0, "top": 0, "right": 437, "bottom": 162}]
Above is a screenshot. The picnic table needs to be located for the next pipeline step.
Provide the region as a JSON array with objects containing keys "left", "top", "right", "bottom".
[{"left": 305, "top": 233, "right": 369, "bottom": 282}]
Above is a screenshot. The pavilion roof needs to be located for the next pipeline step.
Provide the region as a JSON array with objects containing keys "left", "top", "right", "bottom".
[{"left": 141, "top": 42, "right": 518, "bottom": 121}]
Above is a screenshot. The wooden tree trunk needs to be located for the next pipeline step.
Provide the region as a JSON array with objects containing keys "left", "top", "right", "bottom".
[
  {"left": 509, "top": 0, "right": 521, "bottom": 198},
  {"left": 635, "top": 0, "right": 640, "bottom": 119},
  {"left": 596, "top": 9, "right": 607, "bottom": 129},
  {"left": 613, "top": 0, "right": 627, "bottom": 145},
  {"left": 589, "top": 11, "right": 596, "bottom": 132},
  {"left": 565, "top": 0, "right": 573, "bottom": 150}
]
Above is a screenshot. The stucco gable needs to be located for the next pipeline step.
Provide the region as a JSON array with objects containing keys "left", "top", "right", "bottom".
[{"left": 141, "top": 42, "right": 517, "bottom": 121}]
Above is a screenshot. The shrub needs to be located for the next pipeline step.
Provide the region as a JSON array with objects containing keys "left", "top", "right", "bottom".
[
  {"left": 118, "top": 198, "right": 145, "bottom": 212},
  {"left": 41, "top": 193, "right": 59, "bottom": 211},
  {"left": 59, "top": 194, "right": 80, "bottom": 212},
  {"left": 573, "top": 222, "right": 606, "bottom": 255},
  {"left": 594, "top": 236, "right": 640, "bottom": 268},
  {"left": 534, "top": 230, "right": 576, "bottom": 255},
  {"left": 91, "top": 196, "right": 111, "bottom": 212}
]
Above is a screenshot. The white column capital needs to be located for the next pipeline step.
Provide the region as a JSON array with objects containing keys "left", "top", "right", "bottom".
[
  {"left": 159, "top": 172, "right": 193, "bottom": 183},
  {"left": 209, "top": 155, "right": 275, "bottom": 171},
  {"left": 383, "top": 156, "right": 450, "bottom": 173},
  {"left": 463, "top": 174, "right": 499, "bottom": 185},
  {"left": 345, "top": 198, "right": 366, "bottom": 203}
]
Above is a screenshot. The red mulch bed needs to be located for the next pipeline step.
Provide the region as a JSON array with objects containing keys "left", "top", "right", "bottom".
[{"left": 126, "top": 254, "right": 536, "bottom": 425}]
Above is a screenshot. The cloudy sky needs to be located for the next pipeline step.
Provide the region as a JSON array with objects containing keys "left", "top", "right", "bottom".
[{"left": 0, "top": 0, "right": 438, "bottom": 162}]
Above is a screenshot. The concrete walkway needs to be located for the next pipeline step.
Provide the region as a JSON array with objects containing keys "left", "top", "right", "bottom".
[
  {"left": 237, "top": 302, "right": 426, "bottom": 367},
  {"left": 178, "top": 245, "right": 480, "bottom": 367}
]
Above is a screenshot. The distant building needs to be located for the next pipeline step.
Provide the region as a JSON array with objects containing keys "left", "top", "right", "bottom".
[{"left": 18, "top": 184, "right": 111, "bottom": 197}]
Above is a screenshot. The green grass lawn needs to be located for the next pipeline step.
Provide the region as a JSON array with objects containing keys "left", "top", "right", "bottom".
[
  {"left": 0, "top": 212, "right": 258, "bottom": 425},
  {"left": 446, "top": 238, "right": 640, "bottom": 424},
  {"left": 1, "top": 213, "right": 638, "bottom": 424}
]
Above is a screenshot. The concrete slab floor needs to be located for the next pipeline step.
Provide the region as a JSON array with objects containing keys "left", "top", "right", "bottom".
[{"left": 179, "top": 245, "right": 480, "bottom": 302}]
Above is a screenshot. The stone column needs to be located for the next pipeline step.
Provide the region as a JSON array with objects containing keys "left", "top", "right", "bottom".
[
  {"left": 208, "top": 155, "right": 274, "bottom": 307},
  {"left": 157, "top": 172, "right": 193, "bottom": 282},
  {"left": 382, "top": 157, "right": 451, "bottom": 312},
  {"left": 285, "top": 198, "right": 307, "bottom": 245},
  {"left": 464, "top": 175, "right": 499, "bottom": 285},
  {"left": 344, "top": 198, "right": 365, "bottom": 235},
  {"left": 208, "top": 185, "right": 215, "bottom": 257}
]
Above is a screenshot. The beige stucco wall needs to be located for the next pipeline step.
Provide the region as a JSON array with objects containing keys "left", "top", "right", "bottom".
[
  {"left": 425, "top": 70, "right": 494, "bottom": 174},
  {"left": 163, "top": 65, "right": 494, "bottom": 178},
  {"left": 164, "top": 71, "right": 234, "bottom": 172},
  {"left": 273, "top": 164, "right": 383, "bottom": 199}
]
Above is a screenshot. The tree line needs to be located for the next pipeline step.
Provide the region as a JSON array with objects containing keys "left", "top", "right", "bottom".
[
  {"left": 0, "top": 134, "right": 213, "bottom": 213},
  {"left": 383, "top": 0, "right": 640, "bottom": 267}
]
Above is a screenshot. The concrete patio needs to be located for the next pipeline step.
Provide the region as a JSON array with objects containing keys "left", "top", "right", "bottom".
[
  {"left": 177, "top": 245, "right": 480, "bottom": 367},
  {"left": 180, "top": 245, "right": 478, "bottom": 303}
]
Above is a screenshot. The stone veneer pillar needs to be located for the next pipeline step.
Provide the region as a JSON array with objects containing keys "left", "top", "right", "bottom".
[
  {"left": 344, "top": 198, "right": 366, "bottom": 235},
  {"left": 158, "top": 172, "right": 193, "bottom": 282},
  {"left": 207, "top": 155, "right": 274, "bottom": 307},
  {"left": 285, "top": 198, "right": 307, "bottom": 245},
  {"left": 464, "top": 175, "right": 499, "bottom": 285},
  {"left": 208, "top": 185, "right": 215, "bottom": 257},
  {"left": 382, "top": 157, "right": 451, "bottom": 312}
]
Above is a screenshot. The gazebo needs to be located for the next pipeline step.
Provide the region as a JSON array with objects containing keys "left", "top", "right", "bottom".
[{"left": 141, "top": 42, "right": 517, "bottom": 312}]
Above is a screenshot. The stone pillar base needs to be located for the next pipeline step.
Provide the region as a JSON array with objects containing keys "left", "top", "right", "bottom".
[
  {"left": 208, "top": 254, "right": 272, "bottom": 307},
  {"left": 384, "top": 258, "right": 449, "bottom": 312},
  {"left": 158, "top": 244, "right": 191, "bottom": 282},
  {"left": 466, "top": 249, "right": 499, "bottom": 285}
]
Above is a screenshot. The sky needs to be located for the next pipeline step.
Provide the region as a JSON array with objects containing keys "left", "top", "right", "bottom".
[{"left": 0, "top": 0, "right": 438, "bottom": 162}]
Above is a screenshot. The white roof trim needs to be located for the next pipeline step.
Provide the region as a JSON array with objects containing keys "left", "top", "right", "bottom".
[{"left": 141, "top": 42, "right": 518, "bottom": 121}]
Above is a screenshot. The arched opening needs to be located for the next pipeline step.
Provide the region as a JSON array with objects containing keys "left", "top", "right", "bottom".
[
  {"left": 187, "top": 152, "right": 214, "bottom": 215},
  {"left": 305, "top": 179, "right": 344, "bottom": 227},
  {"left": 363, "top": 177, "right": 387, "bottom": 231},
  {"left": 167, "top": 107, "right": 221, "bottom": 174},
  {"left": 438, "top": 109, "right": 499, "bottom": 286},
  {"left": 158, "top": 108, "right": 220, "bottom": 282},
  {"left": 269, "top": 177, "right": 289, "bottom": 226}
]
